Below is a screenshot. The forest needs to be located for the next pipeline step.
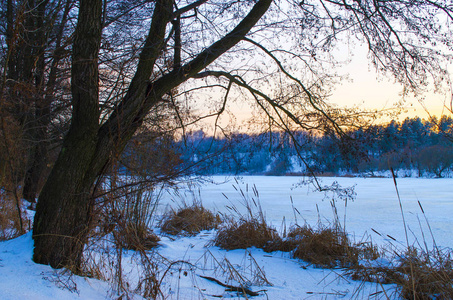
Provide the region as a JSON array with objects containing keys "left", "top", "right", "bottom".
[{"left": 123, "top": 115, "right": 453, "bottom": 178}]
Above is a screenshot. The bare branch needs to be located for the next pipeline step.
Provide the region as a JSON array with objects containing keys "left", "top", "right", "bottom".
[{"left": 173, "top": 0, "right": 209, "bottom": 17}]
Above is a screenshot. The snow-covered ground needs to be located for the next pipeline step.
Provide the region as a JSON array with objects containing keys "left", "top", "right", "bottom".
[
  {"left": 179, "top": 176, "right": 453, "bottom": 249},
  {"left": 1, "top": 176, "right": 452, "bottom": 299},
  {"left": 0, "top": 232, "right": 111, "bottom": 300}
]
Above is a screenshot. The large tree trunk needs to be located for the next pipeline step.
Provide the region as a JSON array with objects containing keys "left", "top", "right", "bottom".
[
  {"left": 32, "top": 0, "right": 174, "bottom": 269},
  {"left": 33, "top": 0, "right": 103, "bottom": 269},
  {"left": 33, "top": 0, "right": 272, "bottom": 269}
]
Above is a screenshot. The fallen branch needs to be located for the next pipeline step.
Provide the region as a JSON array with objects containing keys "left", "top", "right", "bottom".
[{"left": 199, "top": 275, "right": 264, "bottom": 297}]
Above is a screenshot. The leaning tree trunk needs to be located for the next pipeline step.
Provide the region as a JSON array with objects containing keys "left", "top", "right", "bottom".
[
  {"left": 32, "top": 0, "right": 174, "bottom": 269},
  {"left": 33, "top": 0, "right": 272, "bottom": 269}
]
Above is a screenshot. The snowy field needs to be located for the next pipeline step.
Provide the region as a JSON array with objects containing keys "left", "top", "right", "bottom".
[
  {"left": 1, "top": 176, "right": 452, "bottom": 299},
  {"left": 174, "top": 176, "right": 453, "bottom": 249}
]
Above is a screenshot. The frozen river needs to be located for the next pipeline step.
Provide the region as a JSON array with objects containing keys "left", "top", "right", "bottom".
[{"left": 161, "top": 176, "right": 453, "bottom": 249}]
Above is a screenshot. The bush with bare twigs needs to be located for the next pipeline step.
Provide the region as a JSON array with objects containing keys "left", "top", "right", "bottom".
[
  {"left": 98, "top": 179, "right": 161, "bottom": 251},
  {"left": 0, "top": 190, "right": 29, "bottom": 240},
  {"left": 79, "top": 177, "right": 163, "bottom": 298}
]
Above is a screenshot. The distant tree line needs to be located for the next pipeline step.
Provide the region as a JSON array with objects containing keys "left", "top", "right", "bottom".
[
  {"left": 314, "top": 116, "right": 453, "bottom": 177},
  {"left": 124, "top": 116, "right": 453, "bottom": 178}
]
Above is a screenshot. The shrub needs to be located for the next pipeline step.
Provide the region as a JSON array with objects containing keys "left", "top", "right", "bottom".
[
  {"left": 0, "top": 191, "right": 28, "bottom": 241},
  {"left": 395, "top": 247, "right": 453, "bottom": 299},
  {"left": 214, "top": 218, "right": 281, "bottom": 250},
  {"left": 99, "top": 182, "right": 161, "bottom": 251},
  {"left": 114, "top": 223, "right": 160, "bottom": 251},
  {"left": 349, "top": 247, "right": 453, "bottom": 299},
  {"left": 416, "top": 145, "right": 453, "bottom": 177},
  {"left": 160, "top": 204, "right": 221, "bottom": 236},
  {"left": 290, "top": 224, "right": 362, "bottom": 268},
  {"left": 265, "top": 223, "right": 379, "bottom": 268}
]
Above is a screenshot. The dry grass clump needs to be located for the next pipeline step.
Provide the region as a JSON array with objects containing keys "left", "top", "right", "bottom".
[
  {"left": 266, "top": 224, "right": 379, "bottom": 268},
  {"left": 213, "top": 181, "right": 282, "bottom": 250},
  {"left": 291, "top": 224, "right": 361, "bottom": 268},
  {"left": 0, "top": 192, "right": 27, "bottom": 240},
  {"left": 96, "top": 182, "right": 161, "bottom": 251},
  {"left": 160, "top": 205, "right": 221, "bottom": 236},
  {"left": 351, "top": 247, "right": 453, "bottom": 299},
  {"left": 114, "top": 223, "right": 160, "bottom": 251},
  {"left": 214, "top": 218, "right": 281, "bottom": 250},
  {"left": 396, "top": 247, "right": 453, "bottom": 299},
  {"left": 212, "top": 218, "right": 379, "bottom": 269}
]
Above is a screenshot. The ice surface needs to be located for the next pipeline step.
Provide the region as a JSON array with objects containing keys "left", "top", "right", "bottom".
[{"left": 1, "top": 176, "right": 451, "bottom": 299}]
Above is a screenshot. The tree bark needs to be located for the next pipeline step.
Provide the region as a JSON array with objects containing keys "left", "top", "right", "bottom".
[{"left": 33, "top": 0, "right": 103, "bottom": 269}]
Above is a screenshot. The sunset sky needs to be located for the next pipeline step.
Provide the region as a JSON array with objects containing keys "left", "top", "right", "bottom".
[
  {"left": 330, "top": 46, "right": 452, "bottom": 121},
  {"left": 225, "top": 46, "right": 452, "bottom": 127}
]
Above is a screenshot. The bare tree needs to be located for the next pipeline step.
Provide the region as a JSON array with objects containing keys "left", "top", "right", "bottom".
[
  {"left": 1, "top": 0, "right": 76, "bottom": 203},
  {"left": 23, "top": 0, "right": 452, "bottom": 270}
]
